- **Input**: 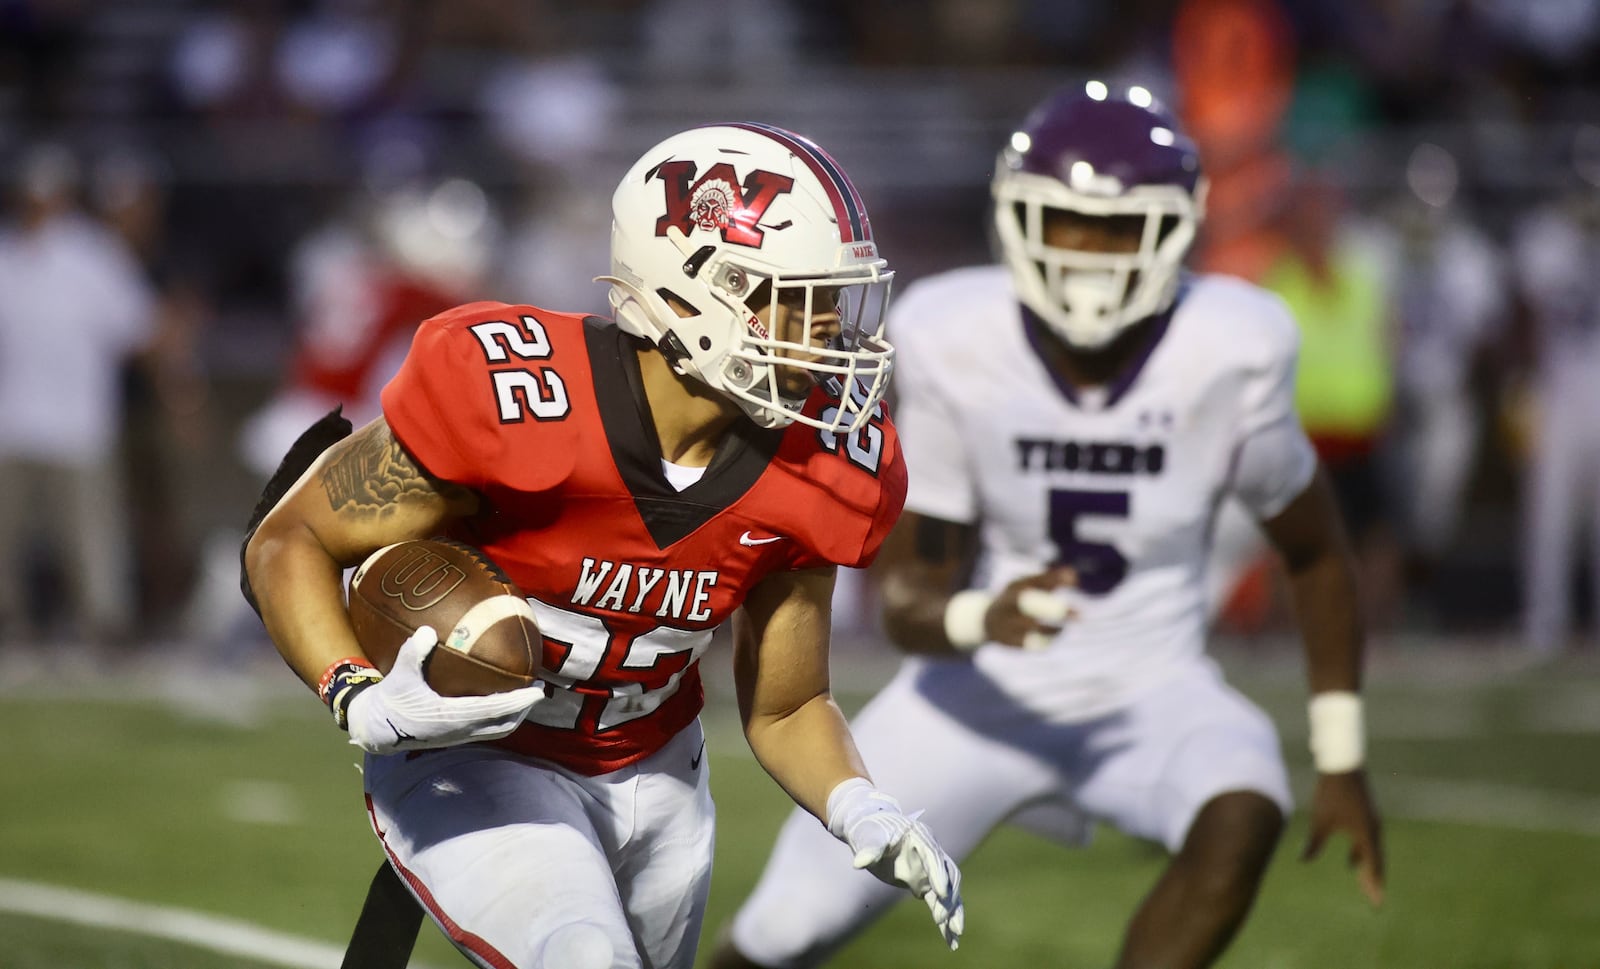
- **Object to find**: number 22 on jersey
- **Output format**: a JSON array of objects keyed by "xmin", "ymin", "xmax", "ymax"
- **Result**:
[{"xmin": 470, "ymin": 316, "xmax": 572, "ymax": 422}]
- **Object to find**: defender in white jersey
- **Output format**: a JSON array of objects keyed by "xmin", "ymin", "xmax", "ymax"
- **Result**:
[{"xmin": 712, "ymin": 85, "xmax": 1384, "ymax": 969}]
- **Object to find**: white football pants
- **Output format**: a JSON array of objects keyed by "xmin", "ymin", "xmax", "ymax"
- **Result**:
[
  {"xmin": 364, "ymin": 720, "xmax": 714, "ymax": 969},
  {"xmin": 729, "ymin": 656, "xmax": 1290, "ymax": 969}
]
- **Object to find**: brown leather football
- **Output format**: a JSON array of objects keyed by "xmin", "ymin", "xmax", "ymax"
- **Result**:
[{"xmin": 348, "ymin": 539, "xmax": 542, "ymax": 697}]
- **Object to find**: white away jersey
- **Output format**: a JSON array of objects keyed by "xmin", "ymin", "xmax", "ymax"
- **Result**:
[{"xmin": 890, "ymin": 266, "xmax": 1316, "ymax": 719}]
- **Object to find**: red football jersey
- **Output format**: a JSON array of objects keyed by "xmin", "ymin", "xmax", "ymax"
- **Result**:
[
  {"xmin": 381, "ymin": 301, "xmax": 906, "ymax": 774},
  {"xmin": 292, "ymin": 269, "xmax": 460, "ymax": 403}
]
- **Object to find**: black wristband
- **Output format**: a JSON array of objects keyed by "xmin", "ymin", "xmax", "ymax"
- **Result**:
[{"xmin": 320, "ymin": 661, "xmax": 384, "ymax": 731}]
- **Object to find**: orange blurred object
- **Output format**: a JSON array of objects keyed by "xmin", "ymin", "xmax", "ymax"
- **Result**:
[
  {"xmin": 1173, "ymin": 0, "xmax": 1295, "ymax": 160},
  {"xmin": 1173, "ymin": 0, "xmax": 1299, "ymax": 281}
]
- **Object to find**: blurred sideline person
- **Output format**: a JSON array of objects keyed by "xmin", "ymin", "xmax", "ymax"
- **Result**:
[
  {"xmin": 186, "ymin": 178, "xmax": 500, "ymax": 647},
  {"xmin": 0, "ymin": 142, "xmax": 156, "ymax": 645},
  {"xmin": 1260, "ymin": 172, "xmax": 1404, "ymax": 631},
  {"xmin": 92, "ymin": 149, "xmax": 216, "ymax": 638},
  {"xmin": 712, "ymin": 86, "xmax": 1383, "ymax": 969},
  {"xmin": 1511, "ymin": 182, "xmax": 1600, "ymax": 656},
  {"xmin": 1382, "ymin": 164, "xmax": 1507, "ymax": 615},
  {"xmin": 243, "ymin": 123, "xmax": 963, "ymax": 969},
  {"xmin": 238, "ymin": 177, "xmax": 502, "ymax": 478}
]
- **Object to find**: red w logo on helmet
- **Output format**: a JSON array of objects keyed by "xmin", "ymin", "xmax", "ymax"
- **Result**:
[{"xmin": 654, "ymin": 161, "xmax": 796, "ymax": 248}]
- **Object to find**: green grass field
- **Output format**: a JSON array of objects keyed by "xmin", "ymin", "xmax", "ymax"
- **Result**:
[{"xmin": 1, "ymin": 642, "xmax": 1597, "ymax": 969}]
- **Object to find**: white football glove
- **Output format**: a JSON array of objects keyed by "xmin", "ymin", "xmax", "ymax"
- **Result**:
[
  {"xmin": 345, "ymin": 625, "xmax": 546, "ymax": 755},
  {"xmin": 827, "ymin": 777, "xmax": 965, "ymax": 950}
]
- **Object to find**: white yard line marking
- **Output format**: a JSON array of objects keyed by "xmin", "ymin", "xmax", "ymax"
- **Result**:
[
  {"xmin": 1377, "ymin": 776, "xmax": 1600, "ymax": 837},
  {"xmin": 1279, "ymin": 769, "xmax": 1600, "ymax": 837},
  {"xmin": 0, "ymin": 878, "xmax": 445, "ymax": 968}
]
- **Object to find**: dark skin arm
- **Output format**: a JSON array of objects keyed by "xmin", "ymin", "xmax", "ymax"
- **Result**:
[
  {"xmin": 878, "ymin": 512, "xmax": 1074, "ymax": 655},
  {"xmin": 1259, "ymin": 466, "xmax": 1386, "ymax": 907}
]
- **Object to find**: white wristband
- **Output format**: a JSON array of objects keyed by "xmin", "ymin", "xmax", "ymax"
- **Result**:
[
  {"xmin": 1308, "ymin": 691, "xmax": 1365, "ymax": 773},
  {"xmin": 942, "ymin": 590, "xmax": 993, "ymax": 651}
]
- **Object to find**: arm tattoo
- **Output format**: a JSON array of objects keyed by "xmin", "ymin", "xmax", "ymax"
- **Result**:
[{"xmin": 320, "ymin": 425, "xmax": 455, "ymax": 519}]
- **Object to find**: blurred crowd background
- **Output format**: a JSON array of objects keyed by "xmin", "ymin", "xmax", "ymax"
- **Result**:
[{"xmin": 2, "ymin": 0, "xmax": 1599, "ymax": 661}]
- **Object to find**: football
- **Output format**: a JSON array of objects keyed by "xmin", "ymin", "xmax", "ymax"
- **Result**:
[{"xmin": 347, "ymin": 539, "xmax": 542, "ymax": 697}]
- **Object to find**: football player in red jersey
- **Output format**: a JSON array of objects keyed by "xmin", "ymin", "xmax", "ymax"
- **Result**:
[{"xmin": 243, "ymin": 124, "xmax": 963, "ymax": 969}]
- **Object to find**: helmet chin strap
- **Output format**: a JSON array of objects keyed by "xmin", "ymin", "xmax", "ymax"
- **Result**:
[{"xmin": 600, "ymin": 275, "xmax": 698, "ymax": 380}]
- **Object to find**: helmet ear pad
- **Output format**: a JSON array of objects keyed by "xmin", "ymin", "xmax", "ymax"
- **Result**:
[
  {"xmin": 608, "ymin": 223, "xmax": 792, "ymax": 427},
  {"xmin": 603, "ymin": 123, "xmax": 895, "ymax": 433},
  {"xmin": 634, "ymin": 277, "xmax": 792, "ymax": 427}
]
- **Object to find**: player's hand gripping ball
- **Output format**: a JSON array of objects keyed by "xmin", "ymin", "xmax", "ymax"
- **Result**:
[{"xmin": 348, "ymin": 539, "xmax": 542, "ymax": 696}]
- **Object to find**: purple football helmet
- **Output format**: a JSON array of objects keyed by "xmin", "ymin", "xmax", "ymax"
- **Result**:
[{"xmin": 992, "ymin": 83, "xmax": 1207, "ymax": 349}]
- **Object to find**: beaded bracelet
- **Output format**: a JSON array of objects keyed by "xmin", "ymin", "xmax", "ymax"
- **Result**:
[{"xmin": 317, "ymin": 657, "xmax": 384, "ymax": 731}]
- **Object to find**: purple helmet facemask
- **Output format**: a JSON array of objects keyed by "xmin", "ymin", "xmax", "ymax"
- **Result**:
[{"xmin": 992, "ymin": 85, "xmax": 1207, "ymax": 349}]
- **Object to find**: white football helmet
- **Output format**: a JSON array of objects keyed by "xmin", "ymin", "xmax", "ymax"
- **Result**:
[
  {"xmin": 370, "ymin": 177, "xmax": 502, "ymax": 293},
  {"xmin": 603, "ymin": 123, "xmax": 893, "ymax": 432},
  {"xmin": 992, "ymin": 84, "xmax": 1207, "ymax": 350}
]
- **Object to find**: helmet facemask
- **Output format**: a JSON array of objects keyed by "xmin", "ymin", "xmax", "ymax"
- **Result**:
[
  {"xmin": 993, "ymin": 169, "xmax": 1204, "ymax": 350},
  {"xmin": 694, "ymin": 244, "xmax": 893, "ymax": 433}
]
